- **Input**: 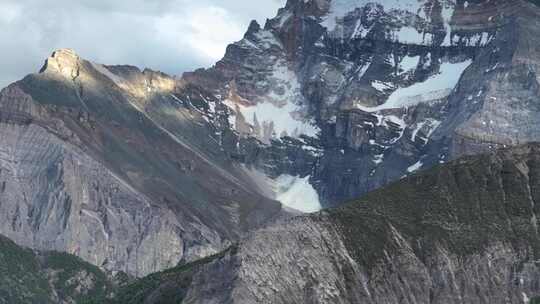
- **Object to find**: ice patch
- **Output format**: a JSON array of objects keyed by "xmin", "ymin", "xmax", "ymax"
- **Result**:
[{"xmin": 275, "ymin": 175, "xmax": 322, "ymax": 213}]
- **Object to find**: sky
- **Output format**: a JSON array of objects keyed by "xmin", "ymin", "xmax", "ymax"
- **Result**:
[{"xmin": 0, "ymin": 0, "xmax": 285, "ymax": 88}]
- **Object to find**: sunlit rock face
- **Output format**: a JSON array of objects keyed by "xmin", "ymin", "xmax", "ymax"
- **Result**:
[
  {"xmin": 0, "ymin": 49, "xmax": 285, "ymax": 277},
  {"xmin": 183, "ymin": 0, "xmax": 540, "ymax": 207}
]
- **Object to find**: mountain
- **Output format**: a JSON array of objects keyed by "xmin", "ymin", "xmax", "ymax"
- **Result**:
[
  {"xmin": 0, "ymin": 49, "xmax": 286, "ymax": 277},
  {"xmin": 140, "ymin": 143, "xmax": 540, "ymax": 304},
  {"xmin": 1, "ymin": 0, "xmax": 540, "ymax": 291},
  {"xmin": 5, "ymin": 143, "xmax": 540, "ymax": 303},
  {"xmin": 183, "ymin": 0, "xmax": 540, "ymax": 207}
]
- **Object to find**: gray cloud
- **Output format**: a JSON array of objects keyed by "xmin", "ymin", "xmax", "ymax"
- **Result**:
[{"xmin": 0, "ymin": 0, "xmax": 285, "ymax": 88}]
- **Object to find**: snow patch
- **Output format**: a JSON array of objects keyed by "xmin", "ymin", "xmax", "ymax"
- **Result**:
[
  {"xmin": 411, "ymin": 121, "xmax": 427, "ymax": 142},
  {"xmin": 373, "ymin": 154, "xmax": 384, "ymax": 165},
  {"xmin": 372, "ymin": 80, "xmax": 393, "ymax": 92},
  {"xmin": 407, "ymin": 161, "xmax": 423, "ymax": 173},
  {"xmin": 321, "ymin": 0, "xmax": 461, "ymax": 48},
  {"xmin": 399, "ymin": 55, "xmax": 420, "ymax": 73},
  {"xmin": 253, "ymin": 30, "xmax": 282, "ymax": 49},
  {"xmin": 411, "ymin": 119, "xmax": 441, "ymax": 143},
  {"xmin": 227, "ymin": 101, "xmax": 319, "ymax": 138},
  {"xmin": 392, "ymin": 26, "xmax": 431, "ymax": 45},
  {"xmin": 385, "ymin": 115, "xmax": 407, "ymax": 144},
  {"xmin": 225, "ymin": 60, "xmax": 320, "ymax": 139},
  {"xmin": 322, "ymin": 0, "xmax": 423, "ymax": 31},
  {"xmin": 522, "ymin": 292, "xmax": 529, "ymax": 304},
  {"xmin": 357, "ymin": 60, "xmax": 472, "ymax": 112},
  {"xmin": 275, "ymin": 175, "xmax": 322, "ymax": 213}
]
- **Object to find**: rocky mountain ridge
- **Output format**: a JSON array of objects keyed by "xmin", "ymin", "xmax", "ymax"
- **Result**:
[
  {"xmin": 0, "ymin": 48, "xmax": 286, "ymax": 277},
  {"xmin": 170, "ymin": 143, "xmax": 540, "ymax": 304},
  {"xmin": 183, "ymin": 0, "xmax": 540, "ymax": 207}
]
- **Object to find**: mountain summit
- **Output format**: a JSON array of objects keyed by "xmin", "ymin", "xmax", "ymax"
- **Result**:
[
  {"xmin": 184, "ymin": 0, "xmax": 540, "ymax": 207},
  {"xmin": 0, "ymin": 48, "xmax": 285, "ymax": 277}
]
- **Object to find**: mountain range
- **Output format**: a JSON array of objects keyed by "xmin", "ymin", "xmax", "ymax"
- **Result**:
[{"xmin": 1, "ymin": 0, "xmax": 540, "ymax": 303}]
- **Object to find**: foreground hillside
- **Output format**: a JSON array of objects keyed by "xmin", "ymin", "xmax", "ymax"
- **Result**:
[
  {"xmin": 138, "ymin": 143, "xmax": 540, "ymax": 304},
  {"xmin": 5, "ymin": 143, "xmax": 540, "ymax": 303}
]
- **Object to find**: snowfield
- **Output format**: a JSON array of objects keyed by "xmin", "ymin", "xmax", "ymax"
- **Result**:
[
  {"xmin": 357, "ymin": 59, "xmax": 472, "ymax": 112},
  {"xmin": 227, "ymin": 100, "xmax": 320, "ymax": 138}
]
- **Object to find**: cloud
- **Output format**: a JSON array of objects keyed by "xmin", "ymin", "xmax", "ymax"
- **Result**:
[{"xmin": 0, "ymin": 0, "xmax": 285, "ymax": 88}]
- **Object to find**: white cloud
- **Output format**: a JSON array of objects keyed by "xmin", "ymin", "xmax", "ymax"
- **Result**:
[
  {"xmin": 0, "ymin": 2, "xmax": 22, "ymax": 24},
  {"xmin": 0, "ymin": 0, "xmax": 285, "ymax": 88},
  {"xmin": 155, "ymin": 5, "xmax": 245, "ymax": 61}
]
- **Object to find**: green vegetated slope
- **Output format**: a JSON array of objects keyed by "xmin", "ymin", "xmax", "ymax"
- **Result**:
[
  {"xmin": 330, "ymin": 143, "xmax": 540, "ymax": 269},
  {"xmin": 0, "ymin": 235, "xmax": 50, "ymax": 303},
  {"xmin": 0, "ymin": 234, "xmax": 233, "ymax": 304},
  {"xmin": 0, "ymin": 235, "xmax": 117, "ymax": 304},
  {"xmin": 109, "ymin": 246, "xmax": 236, "ymax": 304}
]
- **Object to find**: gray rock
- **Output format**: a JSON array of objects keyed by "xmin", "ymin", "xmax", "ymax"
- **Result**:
[
  {"xmin": 183, "ymin": 0, "xmax": 540, "ymax": 208},
  {"xmin": 183, "ymin": 144, "xmax": 540, "ymax": 304},
  {"xmin": 0, "ymin": 49, "xmax": 285, "ymax": 277}
]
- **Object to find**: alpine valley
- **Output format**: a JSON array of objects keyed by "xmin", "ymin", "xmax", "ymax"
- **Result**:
[{"xmin": 1, "ymin": 0, "xmax": 540, "ymax": 303}]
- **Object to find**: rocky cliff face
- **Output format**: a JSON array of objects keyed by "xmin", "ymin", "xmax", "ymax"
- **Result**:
[
  {"xmin": 0, "ymin": 49, "xmax": 285, "ymax": 277},
  {"xmin": 175, "ymin": 144, "xmax": 540, "ymax": 304},
  {"xmin": 183, "ymin": 0, "xmax": 540, "ymax": 207}
]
